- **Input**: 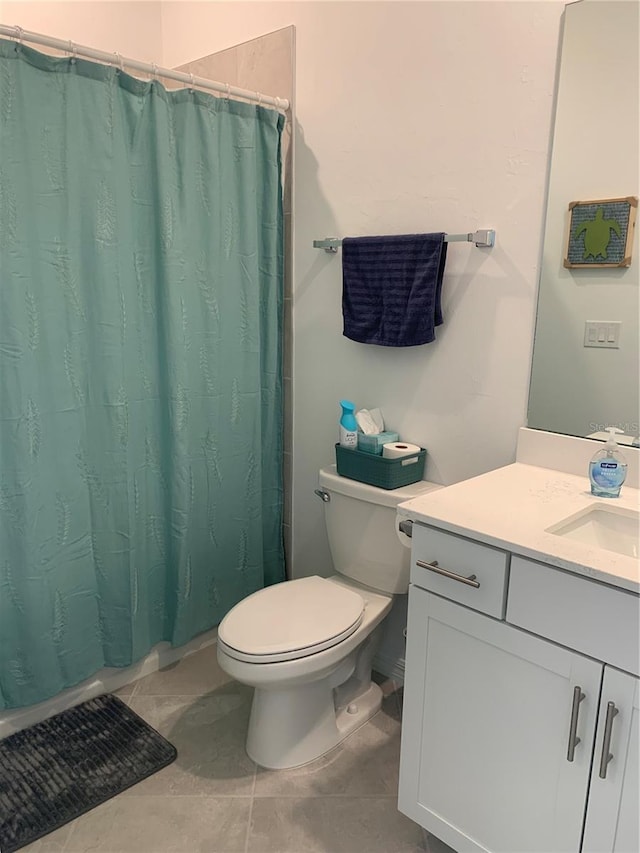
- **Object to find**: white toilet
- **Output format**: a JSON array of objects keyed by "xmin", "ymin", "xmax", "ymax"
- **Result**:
[{"xmin": 216, "ymin": 464, "xmax": 438, "ymax": 769}]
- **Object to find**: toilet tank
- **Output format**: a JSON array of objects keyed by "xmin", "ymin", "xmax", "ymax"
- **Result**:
[{"xmin": 318, "ymin": 465, "xmax": 440, "ymax": 594}]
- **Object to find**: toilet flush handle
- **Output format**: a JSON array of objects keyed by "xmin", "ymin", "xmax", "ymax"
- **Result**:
[
  {"xmin": 314, "ymin": 488, "xmax": 330, "ymax": 502},
  {"xmin": 398, "ymin": 519, "xmax": 413, "ymax": 538},
  {"xmin": 396, "ymin": 515, "xmax": 413, "ymax": 550}
]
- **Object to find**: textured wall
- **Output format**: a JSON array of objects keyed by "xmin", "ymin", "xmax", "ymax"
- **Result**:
[{"xmin": 1, "ymin": 1, "xmax": 163, "ymax": 62}]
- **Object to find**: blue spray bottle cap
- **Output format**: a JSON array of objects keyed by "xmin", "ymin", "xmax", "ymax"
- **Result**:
[{"xmin": 339, "ymin": 400, "xmax": 358, "ymax": 431}]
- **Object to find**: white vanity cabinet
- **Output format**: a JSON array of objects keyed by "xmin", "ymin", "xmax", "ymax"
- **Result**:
[
  {"xmin": 398, "ymin": 524, "xmax": 640, "ymax": 853},
  {"xmin": 581, "ymin": 667, "xmax": 639, "ymax": 853}
]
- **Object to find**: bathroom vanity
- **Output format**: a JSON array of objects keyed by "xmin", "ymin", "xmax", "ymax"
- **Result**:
[{"xmin": 396, "ymin": 449, "xmax": 639, "ymax": 853}]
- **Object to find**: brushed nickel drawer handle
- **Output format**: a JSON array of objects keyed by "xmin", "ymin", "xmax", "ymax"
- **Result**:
[
  {"xmin": 415, "ymin": 559, "xmax": 481, "ymax": 589},
  {"xmin": 566, "ymin": 686, "xmax": 585, "ymax": 762},
  {"xmin": 598, "ymin": 701, "xmax": 619, "ymax": 779}
]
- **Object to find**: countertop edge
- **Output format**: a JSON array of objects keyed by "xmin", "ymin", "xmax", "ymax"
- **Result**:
[
  {"xmin": 397, "ymin": 508, "xmax": 639, "ymax": 595},
  {"xmin": 397, "ymin": 463, "xmax": 640, "ymax": 596}
]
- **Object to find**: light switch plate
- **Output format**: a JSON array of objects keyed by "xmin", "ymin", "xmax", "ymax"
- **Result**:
[{"xmin": 584, "ymin": 321, "xmax": 621, "ymax": 348}]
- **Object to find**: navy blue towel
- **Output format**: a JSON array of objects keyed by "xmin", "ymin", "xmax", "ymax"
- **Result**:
[{"xmin": 342, "ymin": 233, "xmax": 447, "ymax": 346}]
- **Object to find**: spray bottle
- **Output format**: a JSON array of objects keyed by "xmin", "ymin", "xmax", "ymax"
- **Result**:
[{"xmin": 339, "ymin": 400, "xmax": 358, "ymax": 449}]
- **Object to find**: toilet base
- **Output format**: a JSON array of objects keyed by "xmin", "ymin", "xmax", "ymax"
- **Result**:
[
  {"xmin": 246, "ymin": 678, "xmax": 383, "ymax": 770},
  {"xmin": 335, "ymin": 681, "xmax": 384, "ymax": 740}
]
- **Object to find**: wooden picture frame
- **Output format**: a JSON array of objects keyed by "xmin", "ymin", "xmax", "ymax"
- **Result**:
[{"xmin": 564, "ymin": 196, "xmax": 637, "ymax": 269}]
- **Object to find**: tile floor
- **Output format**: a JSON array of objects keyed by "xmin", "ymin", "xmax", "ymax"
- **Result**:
[{"xmin": 21, "ymin": 646, "xmax": 453, "ymax": 853}]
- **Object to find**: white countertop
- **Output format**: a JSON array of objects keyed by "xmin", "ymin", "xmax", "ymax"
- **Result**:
[{"xmin": 398, "ymin": 462, "xmax": 640, "ymax": 594}]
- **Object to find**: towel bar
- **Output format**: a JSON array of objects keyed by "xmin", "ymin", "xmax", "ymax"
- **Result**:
[{"xmin": 313, "ymin": 229, "xmax": 495, "ymax": 253}]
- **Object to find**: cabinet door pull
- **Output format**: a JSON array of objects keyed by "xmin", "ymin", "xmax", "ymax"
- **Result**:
[
  {"xmin": 566, "ymin": 686, "xmax": 585, "ymax": 762},
  {"xmin": 415, "ymin": 559, "xmax": 481, "ymax": 589},
  {"xmin": 598, "ymin": 701, "xmax": 619, "ymax": 779}
]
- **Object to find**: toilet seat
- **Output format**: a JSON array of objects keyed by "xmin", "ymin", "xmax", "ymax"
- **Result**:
[{"xmin": 218, "ymin": 576, "xmax": 365, "ymax": 663}]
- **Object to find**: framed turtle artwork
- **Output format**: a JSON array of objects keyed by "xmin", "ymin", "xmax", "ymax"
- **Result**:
[{"xmin": 564, "ymin": 196, "xmax": 637, "ymax": 269}]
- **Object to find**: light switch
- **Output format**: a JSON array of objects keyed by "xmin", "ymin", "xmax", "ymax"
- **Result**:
[{"xmin": 584, "ymin": 321, "xmax": 621, "ymax": 348}]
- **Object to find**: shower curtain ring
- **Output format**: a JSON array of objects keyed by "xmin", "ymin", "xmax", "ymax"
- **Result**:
[
  {"xmin": 68, "ymin": 40, "xmax": 77, "ymax": 63},
  {"xmin": 14, "ymin": 25, "xmax": 23, "ymax": 45},
  {"xmin": 225, "ymin": 82, "xmax": 231, "ymax": 100},
  {"xmin": 189, "ymin": 72, "xmax": 195, "ymax": 93},
  {"xmin": 114, "ymin": 51, "xmax": 124, "ymax": 72},
  {"xmin": 151, "ymin": 62, "xmax": 158, "ymax": 82},
  {"xmin": 257, "ymin": 92, "xmax": 263, "ymax": 107}
]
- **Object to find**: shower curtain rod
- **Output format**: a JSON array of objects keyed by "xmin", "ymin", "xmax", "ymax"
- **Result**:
[{"xmin": 0, "ymin": 24, "xmax": 290, "ymax": 111}]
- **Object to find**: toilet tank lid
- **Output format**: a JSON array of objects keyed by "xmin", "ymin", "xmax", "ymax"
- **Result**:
[{"xmin": 319, "ymin": 465, "xmax": 441, "ymax": 508}]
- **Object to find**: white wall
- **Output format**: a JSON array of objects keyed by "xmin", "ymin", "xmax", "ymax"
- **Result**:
[
  {"xmin": 161, "ymin": 0, "xmax": 566, "ymax": 579},
  {"xmin": 0, "ymin": 1, "xmax": 163, "ymax": 61}
]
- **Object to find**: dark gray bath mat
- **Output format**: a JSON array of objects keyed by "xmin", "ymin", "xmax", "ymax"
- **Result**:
[{"xmin": 0, "ymin": 693, "xmax": 177, "ymax": 852}]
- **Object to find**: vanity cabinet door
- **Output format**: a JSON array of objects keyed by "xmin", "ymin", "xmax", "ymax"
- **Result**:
[
  {"xmin": 398, "ymin": 587, "xmax": 602, "ymax": 853},
  {"xmin": 582, "ymin": 668, "xmax": 639, "ymax": 853}
]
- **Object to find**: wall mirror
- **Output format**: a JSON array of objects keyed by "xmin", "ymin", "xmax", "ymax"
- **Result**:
[{"xmin": 527, "ymin": 0, "xmax": 639, "ymax": 444}]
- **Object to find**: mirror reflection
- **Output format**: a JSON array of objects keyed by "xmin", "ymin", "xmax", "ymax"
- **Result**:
[{"xmin": 528, "ymin": 0, "xmax": 639, "ymax": 444}]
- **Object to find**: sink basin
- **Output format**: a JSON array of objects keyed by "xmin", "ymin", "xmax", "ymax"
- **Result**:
[{"xmin": 547, "ymin": 505, "xmax": 639, "ymax": 558}]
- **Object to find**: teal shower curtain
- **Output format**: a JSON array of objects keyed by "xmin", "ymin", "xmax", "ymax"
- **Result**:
[{"xmin": 0, "ymin": 40, "xmax": 285, "ymax": 710}]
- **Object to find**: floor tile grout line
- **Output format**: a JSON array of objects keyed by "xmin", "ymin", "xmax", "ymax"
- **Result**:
[
  {"xmin": 116, "ymin": 792, "xmax": 400, "ymax": 799},
  {"xmin": 243, "ymin": 760, "xmax": 258, "ymax": 853},
  {"xmin": 250, "ymin": 793, "xmax": 401, "ymax": 799},
  {"xmin": 121, "ymin": 792, "xmax": 256, "ymax": 799},
  {"xmin": 60, "ymin": 676, "xmax": 141, "ymax": 851},
  {"xmin": 60, "ymin": 814, "xmax": 79, "ymax": 853},
  {"xmin": 127, "ymin": 690, "xmax": 232, "ymax": 698}
]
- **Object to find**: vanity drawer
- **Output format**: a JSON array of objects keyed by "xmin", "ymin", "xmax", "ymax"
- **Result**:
[
  {"xmin": 507, "ymin": 556, "xmax": 639, "ymax": 676},
  {"xmin": 410, "ymin": 524, "xmax": 509, "ymax": 618}
]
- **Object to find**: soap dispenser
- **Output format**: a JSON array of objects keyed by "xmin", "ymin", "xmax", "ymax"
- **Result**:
[{"xmin": 589, "ymin": 427, "xmax": 628, "ymax": 497}]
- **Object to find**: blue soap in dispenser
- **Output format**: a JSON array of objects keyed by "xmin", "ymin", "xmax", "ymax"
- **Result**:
[
  {"xmin": 589, "ymin": 427, "xmax": 628, "ymax": 497},
  {"xmin": 339, "ymin": 400, "xmax": 358, "ymax": 449}
]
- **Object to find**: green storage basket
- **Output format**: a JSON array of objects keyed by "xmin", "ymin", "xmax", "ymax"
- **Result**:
[{"xmin": 335, "ymin": 443, "xmax": 426, "ymax": 490}]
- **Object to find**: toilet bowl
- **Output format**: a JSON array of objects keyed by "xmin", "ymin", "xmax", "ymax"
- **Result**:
[{"xmin": 217, "ymin": 465, "xmax": 439, "ymax": 770}]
